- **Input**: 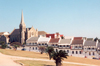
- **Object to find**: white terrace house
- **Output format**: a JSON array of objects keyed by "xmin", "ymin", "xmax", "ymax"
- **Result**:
[
  {"xmin": 26, "ymin": 37, "xmax": 39, "ymax": 52},
  {"xmin": 70, "ymin": 39, "xmax": 85, "ymax": 57},
  {"xmin": 37, "ymin": 36, "xmax": 51, "ymax": 48},
  {"xmin": 58, "ymin": 39, "xmax": 72, "ymax": 55},
  {"xmin": 83, "ymin": 40, "xmax": 99, "ymax": 59},
  {"xmin": 26, "ymin": 36, "xmax": 51, "ymax": 52},
  {"xmin": 97, "ymin": 42, "xmax": 100, "ymax": 59},
  {"xmin": 48, "ymin": 38, "xmax": 60, "ymax": 51}
]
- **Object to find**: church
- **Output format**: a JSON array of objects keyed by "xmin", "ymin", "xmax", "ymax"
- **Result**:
[{"xmin": 9, "ymin": 11, "xmax": 47, "ymax": 44}]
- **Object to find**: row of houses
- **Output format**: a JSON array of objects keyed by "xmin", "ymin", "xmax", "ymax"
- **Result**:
[{"xmin": 25, "ymin": 35, "xmax": 100, "ymax": 59}]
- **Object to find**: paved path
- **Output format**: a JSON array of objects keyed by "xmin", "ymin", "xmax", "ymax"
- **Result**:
[
  {"xmin": 0, "ymin": 53, "xmax": 21, "ymax": 66},
  {"xmin": 0, "ymin": 53, "xmax": 98, "ymax": 66}
]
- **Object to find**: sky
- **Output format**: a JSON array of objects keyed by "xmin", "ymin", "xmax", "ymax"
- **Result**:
[{"xmin": 0, "ymin": 0, "xmax": 100, "ymax": 38}]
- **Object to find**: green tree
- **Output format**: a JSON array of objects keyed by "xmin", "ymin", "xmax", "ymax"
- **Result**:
[
  {"xmin": 38, "ymin": 46, "xmax": 46, "ymax": 54},
  {"xmin": 46, "ymin": 46, "xmax": 54, "ymax": 60},
  {"xmin": 51, "ymin": 50, "xmax": 68, "ymax": 66},
  {"xmin": 13, "ymin": 45, "xmax": 19, "ymax": 51},
  {"xmin": 0, "ymin": 41, "xmax": 5, "ymax": 45},
  {"xmin": 1, "ymin": 44, "xmax": 7, "ymax": 49},
  {"xmin": 0, "ymin": 41, "xmax": 7, "ymax": 49}
]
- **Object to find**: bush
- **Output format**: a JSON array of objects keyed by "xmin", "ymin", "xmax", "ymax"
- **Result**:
[{"xmin": 1, "ymin": 44, "xmax": 7, "ymax": 49}]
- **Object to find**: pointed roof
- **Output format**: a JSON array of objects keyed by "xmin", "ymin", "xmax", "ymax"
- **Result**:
[{"xmin": 20, "ymin": 11, "xmax": 25, "ymax": 25}]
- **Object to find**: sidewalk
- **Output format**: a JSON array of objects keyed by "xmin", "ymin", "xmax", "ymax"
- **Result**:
[{"xmin": 0, "ymin": 53, "xmax": 21, "ymax": 66}]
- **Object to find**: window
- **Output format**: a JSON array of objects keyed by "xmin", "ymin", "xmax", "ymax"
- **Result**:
[
  {"xmin": 36, "ymin": 47, "xmax": 37, "ymax": 50},
  {"xmin": 45, "ymin": 43, "xmax": 47, "ymax": 45},
  {"xmin": 42, "ymin": 43, "xmax": 44, "ymax": 45},
  {"xmin": 67, "ymin": 45, "xmax": 69, "ymax": 47},
  {"xmin": 93, "ymin": 52, "xmax": 95, "ymax": 55},
  {"xmin": 72, "ymin": 51, "xmax": 74, "ymax": 54},
  {"xmin": 63, "ymin": 45, "xmax": 65, "ymax": 47},
  {"xmin": 56, "ymin": 44, "xmax": 57, "ymax": 46},
  {"xmin": 92, "ymin": 48, "xmax": 94, "ymax": 50},
  {"xmin": 35, "ymin": 43, "xmax": 37, "ymax": 44},
  {"xmin": 60, "ymin": 45, "xmax": 62, "ymax": 47},
  {"xmin": 80, "ymin": 51, "xmax": 81, "ymax": 54},
  {"xmin": 79, "ymin": 46, "xmax": 81, "ymax": 48},
  {"xmin": 75, "ymin": 46, "xmax": 78, "ymax": 48},
  {"xmin": 29, "ymin": 43, "xmax": 31, "ymax": 45},
  {"xmin": 76, "ymin": 51, "xmax": 78, "ymax": 54},
  {"xmin": 33, "ymin": 47, "xmax": 34, "ymax": 50},
  {"xmin": 39, "ymin": 44, "xmax": 41, "ymax": 46},
  {"xmin": 52, "ymin": 44, "xmax": 54, "ymax": 46},
  {"xmin": 67, "ymin": 50, "xmax": 69, "ymax": 53},
  {"xmin": 88, "ymin": 48, "xmax": 90, "ymax": 50},
  {"xmin": 89, "ymin": 52, "xmax": 91, "ymax": 55}
]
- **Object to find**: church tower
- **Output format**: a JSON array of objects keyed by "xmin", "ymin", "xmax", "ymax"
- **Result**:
[{"xmin": 19, "ymin": 11, "xmax": 26, "ymax": 44}]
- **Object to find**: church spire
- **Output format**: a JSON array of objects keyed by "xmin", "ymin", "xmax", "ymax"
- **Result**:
[{"xmin": 20, "ymin": 10, "xmax": 25, "ymax": 24}]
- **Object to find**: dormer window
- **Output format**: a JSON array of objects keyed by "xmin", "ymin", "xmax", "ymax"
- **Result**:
[
  {"xmin": 75, "ymin": 46, "xmax": 77, "ymax": 48},
  {"xmin": 39, "ymin": 44, "xmax": 41, "ymax": 46},
  {"xmin": 42, "ymin": 43, "xmax": 44, "ymax": 45},
  {"xmin": 60, "ymin": 45, "xmax": 62, "ymax": 47},
  {"xmin": 67, "ymin": 45, "xmax": 69, "ymax": 47},
  {"xmin": 79, "ymin": 46, "xmax": 81, "ymax": 48},
  {"xmin": 63, "ymin": 45, "xmax": 65, "ymax": 47},
  {"xmin": 92, "ymin": 48, "xmax": 94, "ymax": 50},
  {"xmin": 45, "ymin": 43, "xmax": 47, "ymax": 45},
  {"xmin": 56, "ymin": 44, "xmax": 57, "ymax": 46},
  {"xmin": 88, "ymin": 48, "xmax": 90, "ymax": 50},
  {"xmin": 52, "ymin": 44, "xmax": 54, "ymax": 46}
]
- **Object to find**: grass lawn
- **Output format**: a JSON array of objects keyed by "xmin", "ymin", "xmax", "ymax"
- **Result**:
[
  {"xmin": 0, "ymin": 49, "xmax": 100, "ymax": 66},
  {"xmin": 15, "ymin": 60, "xmax": 82, "ymax": 66}
]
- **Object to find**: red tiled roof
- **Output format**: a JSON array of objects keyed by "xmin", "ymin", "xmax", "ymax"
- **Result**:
[
  {"xmin": 74, "ymin": 37, "xmax": 82, "ymax": 40},
  {"xmin": 71, "ymin": 40, "xmax": 83, "ymax": 44},
  {"xmin": 49, "ymin": 38, "xmax": 60, "ymax": 43}
]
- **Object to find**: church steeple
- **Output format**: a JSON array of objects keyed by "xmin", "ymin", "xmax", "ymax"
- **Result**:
[
  {"xmin": 19, "ymin": 11, "xmax": 26, "ymax": 44},
  {"xmin": 20, "ymin": 10, "xmax": 25, "ymax": 25}
]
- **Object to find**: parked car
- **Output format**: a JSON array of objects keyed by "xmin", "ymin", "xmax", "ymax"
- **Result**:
[{"xmin": 21, "ymin": 48, "xmax": 26, "ymax": 51}]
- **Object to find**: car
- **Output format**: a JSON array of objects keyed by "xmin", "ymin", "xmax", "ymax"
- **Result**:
[{"xmin": 21, "ymin": 48, "xmax": 26, "ymax": 51}]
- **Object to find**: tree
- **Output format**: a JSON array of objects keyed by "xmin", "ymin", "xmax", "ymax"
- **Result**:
[
  {"xmin": 0, "ymin": 41, "xmax": 5, "ymax": 45},
  {"xmin": 38, "ymin": 46, "xmax": 46, "ymax": 54},
  {"xmin": 94, "ymin": 37, "xmax": 98, "ymax": 42},
  {"xmin": 46, "ymin": 46, "xmax": 54, "ymax": 60},
  {"xmin": 51, "ymin": 50, "xmax": 68, "ymax": 66},
  {"xmin": 13, "ymin": 45, "xmax": 19, "ymax": 51},
  {"xmin": 0, "ymin": 41, "xmax": 7, "ymax": 49},
  {"xmin": 1, "ymin": 44, "xmax": 7, "ymax": 49}
]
